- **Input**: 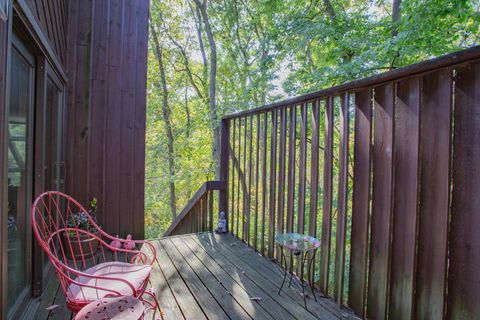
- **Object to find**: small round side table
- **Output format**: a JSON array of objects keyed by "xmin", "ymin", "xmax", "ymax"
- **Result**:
[
  {"xmin": 74, "ymin": 296, "xmax": 145, "ymax": 320},
  {"xmin": 275, "ymin": 233, "xmax": 320, "ymax": 309}
]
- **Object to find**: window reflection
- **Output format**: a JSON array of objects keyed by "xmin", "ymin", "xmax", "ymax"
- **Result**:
[{"xmin": 7, "ymin": 46, "xmax": 33, "ymax": 311}]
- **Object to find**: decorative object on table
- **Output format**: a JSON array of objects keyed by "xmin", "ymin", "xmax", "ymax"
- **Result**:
[
  {"xmin": 32, "ymin": 191, "xmax": 158, "ymax": 313},
  {"xmin": 275, "ymin": 233, "xmax": 320, "ymax": 309},
  {"xmin": 110, "ymin": 235, "xmax": 122, "ymax": 249},
  {"xmin": 124, "ymin": 234, "xmax": 136, "ymax": 250},
  {"xmin": 0, "ymin": 0, "xmax": 9, "ymax": 21},
  {"xmin": 215, "ymin": 211, "xmax": 227, "ymax": 233}
]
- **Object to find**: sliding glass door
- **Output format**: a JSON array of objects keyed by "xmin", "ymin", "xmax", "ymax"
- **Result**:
[{"xmin": 7, "ymin": 36, "xmax": 35, "ymax": 314}]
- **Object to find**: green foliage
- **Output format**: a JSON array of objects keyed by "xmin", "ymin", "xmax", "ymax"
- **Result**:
[{"xmin": 146, "ymin": 0, "xmax": 479, "ymax": 238}]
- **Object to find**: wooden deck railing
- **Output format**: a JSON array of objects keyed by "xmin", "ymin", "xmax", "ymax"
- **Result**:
[
  {"xmin": 219, "ymin": 46, "xmax": 480, "ymax": 319},
  {"xmin": 163, "ymin": 181, "xmax": 226, "ymax": 236}
]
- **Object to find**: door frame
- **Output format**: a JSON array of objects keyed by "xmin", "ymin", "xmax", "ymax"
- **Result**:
[
  {"xmin": 32, "ymin": 57, "xmax": 66, "ymax": 296},
  {"xmin": 5, "ymin": 31, "xmax": 36, "ymax": 320},
  {"xmin": 1, "ymin": 3, "xmax": 68, "ymax": 319}
]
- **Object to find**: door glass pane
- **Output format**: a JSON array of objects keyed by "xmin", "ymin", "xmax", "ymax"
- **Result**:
[
  {"xmin": 7, "ymin": 47, "xmax": 34, "ymax": 311},
  {"xmin": 43, "ymin": 77, "xmax": 63, "ymax": 269}
]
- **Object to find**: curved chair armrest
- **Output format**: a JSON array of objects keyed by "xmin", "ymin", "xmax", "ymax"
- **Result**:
[{"xmin": 102, "ymin": 236, "xmax": 157, "ymax": 265}]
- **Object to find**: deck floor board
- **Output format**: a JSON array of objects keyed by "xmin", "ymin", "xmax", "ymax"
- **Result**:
[{"xmin": 34, "ymin": 233, "xmax": 357, "ymax": 320}]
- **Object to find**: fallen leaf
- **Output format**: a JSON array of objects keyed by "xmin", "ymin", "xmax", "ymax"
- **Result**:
[{"xmin": 250, "ymin": 297, "xmax": 262, "ymax": 301}]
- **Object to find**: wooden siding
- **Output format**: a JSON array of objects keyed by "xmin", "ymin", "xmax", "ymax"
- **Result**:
[
  {"xmin": 24, "ymin": 0, "xmax": 68, "ymax": 66},
  {"xmin": 65, "ymin": 0, "xmax": 150, "ymax": 239}
]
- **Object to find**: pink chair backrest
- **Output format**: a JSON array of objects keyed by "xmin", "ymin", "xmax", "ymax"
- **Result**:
[{"xmin": 31, "ymin": 191, "xmax": 102, "ymax": 274}]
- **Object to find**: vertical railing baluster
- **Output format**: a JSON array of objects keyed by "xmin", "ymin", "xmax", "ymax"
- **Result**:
[
  {"xmin": 230, "ymin": 120, "xmax": 236, "ymax": 235},
  {"xmin": 219, "ymin": 119, "xmax": 230, "ymax": 231},
  {"xmin": 447, "ymin": 62, "xmax": 480, "ymax": 320},
  {"xmin": 236, "ymin": 118, "xmax": 242, "ymax": 238},
  {"xmin": 247, "ymin": 116, "xmax": 253, "ymax": 245},
  {"xmin": 416, "ymin": 69, "xmax": 452, "ymax": 320},
  {"xmin": 308, "ymin": 99, "xmax": 320, "ymax": 282},
  {"xmin": 334, "ymin": 93, "xmax": 350, "ymax": 305},
  {"xmin": 320, "ymin": 96, "xmax": 334, "ymax": 294},
  {"xmin": 203, "ymin": 194, "xmax": 208, "ymax": 232},
  {"xmin": 287, "ymin": 105, "xmax": 297, "ymax": 233},
  {"xmin": 268, "ymin": 110, "xmax": 277, "ymax": 258},
  {"xmin": 254, "ymin": 114, "xmax": 260, "ymax": 251},
  {"xmin": 261, "ymin": 113, "xmax": 268, "ymax": 255},
  {"xmin": 242, "ymin": 117, "xmax": 248, "ymax": 241},
  {"xmin": 367, "ymin": 84, "xmax": 395, "ymax": 320},
  {"xmin": 209, "ymin": 190, "xmax": 214, "ymax": 231},
  {"xmin": 389, "ymin": 77, "xmax": 421, "ymax": 320},
  {"xmin": 298, "ymin": 103, "xmax": 308, "ymax": 234},
  {"xmin": 277, "ymin": 108, "xmax": 287, "ymax": 262},
  {"xmin": 349, "ymin": 89, "xmax": 372, "ymax": 318}
]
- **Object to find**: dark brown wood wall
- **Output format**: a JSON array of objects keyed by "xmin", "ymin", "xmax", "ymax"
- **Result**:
[
  {"xmin": 25, "ymin": 0, "xmax": 68, "ymax": 66},
  {"xmin": 65, "ymin": 0, "xmax": 150, "ymax": 239}
]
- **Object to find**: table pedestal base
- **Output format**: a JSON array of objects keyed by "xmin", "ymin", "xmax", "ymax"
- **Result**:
[{"xmin": 277, "ymin": 246, "xmax": 318, "ymax": 309}]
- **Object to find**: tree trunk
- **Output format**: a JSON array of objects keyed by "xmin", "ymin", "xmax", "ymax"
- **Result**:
[
  {"xmin": 193, "ymin": 0, "xmax": 220, "ymax": 179},
  {"xmin": 392, "ymin": 0, "xmax": 402, "ymax": 36},
  {"xmin": 323, "ymin": 0, "xmax": 337, "ymax": 20},
  {"xmin": 151, "ymin": 24, "xmax": 177, "ymax": 219},
  {"xmin": 185, "ymin": 75, "xmax": 191, "ymax": 138},
  {"xmin": 390, "ymin": 0, "xmax": 402, "ymax": 68},
  {"xmin": 189, "ymin": 1, "xmax": 209, "ymax": 91}
]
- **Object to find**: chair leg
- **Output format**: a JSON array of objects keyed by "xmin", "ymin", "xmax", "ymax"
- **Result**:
[{"xmin": 141, "ymin": 290, "xmax": 160, "ymax": 319}]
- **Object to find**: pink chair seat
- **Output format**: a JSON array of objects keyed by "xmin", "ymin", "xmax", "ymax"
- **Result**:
[
  {"xmin": 67, "ymin": 262, "xmax": 152, "ymax": 302},
  {"xmin": 74, "ymin": 296, "xmax": 145, "ymax": 320}
]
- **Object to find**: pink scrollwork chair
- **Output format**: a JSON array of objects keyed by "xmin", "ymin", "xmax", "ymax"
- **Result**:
[{"xmin": 31, "ymin": 191, "xmax": 158, "ymax": 313}]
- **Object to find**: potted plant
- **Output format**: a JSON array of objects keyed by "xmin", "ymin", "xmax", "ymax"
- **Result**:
[{"xmin": 63, "ymin": 198, "xmax": 101, "ymax": 260}]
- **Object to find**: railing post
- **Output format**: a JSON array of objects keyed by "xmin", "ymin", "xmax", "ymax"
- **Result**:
[{"xmin": 219, "ymin": 118, "xmax": 230, "ymax": 231}]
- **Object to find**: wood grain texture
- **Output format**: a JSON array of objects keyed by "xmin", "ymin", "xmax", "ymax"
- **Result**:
[
  {"xmin": 277, "ymin": 108, "xmax": 287, "ymax": 237},
  {"xmin": 242, "ymin": 116, "xmax": 248, "ymax": 241},
  {"xmin": 367, "ymin": 84, "xmax": 395, "ymax": 320},
  {"xmin": 348, "ymin": 89, "xmax": 372, "ymax": 317},
  {"xmin": 308, "ymin": 100, "xmax": 320, "ymax": 237},
  {"xmin": 286, "ymin": 106, "xmax": 297, "ymax": 233},
  {"xmin": 254, "ymin": 114, "xmax": 260, "ymax": 250},
  {"xmin": 230, "ymin": 119, "xmax": 236, "ymax": 236},
  {"xmin": 447, "ymin": 62, "xmax": 480, "ymax": 320},
  {"xmin": 334, "ymin": 93, "xmax": 350, "ymax": 306},
  {"xmin": 389, "ymin": 77, "xmax": 420, "ymax": 320},
  {"xmin": 261, "ymin": 114, "xmax": 268, "ymax": 254},
  {"xmin": 319, "ymin": 96, "xmax": 334, "ymax": 294},
  {"xmin": 268, "ymin": 110, "xmax": 277, "ymax": 258},
  {"xmin": 415, "ymin": 69, "xmax": 452, "ymax": 320},
  {"xmin": 297, "ymin": 103, "xmax": 307, "ymax": 234},
  {"xmin": 65, "ymin": 0, "xmax": 150, "ymax": 238},
  {"xmin": 24, "ymin": 0, "xmax": 68, "ymax": 65}
]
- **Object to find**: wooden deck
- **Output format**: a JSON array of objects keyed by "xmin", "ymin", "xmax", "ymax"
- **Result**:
[{"xmin": 34, "ymin": 233, "xmax": 357, "ymax": 319}]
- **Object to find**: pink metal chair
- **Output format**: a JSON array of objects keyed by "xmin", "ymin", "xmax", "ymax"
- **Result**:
[{"xmin": 31, "ymin": 191, "xmax": 158, "ymax": 313}]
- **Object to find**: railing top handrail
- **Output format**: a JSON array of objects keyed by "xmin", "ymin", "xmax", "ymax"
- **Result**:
[
  {"xmin": 223, "ymin": 45, "xmax": 480, "ymax": 120},
  {"xmin": 163, "ymin": 180, "xmax": 226, "ymax": 237}
]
